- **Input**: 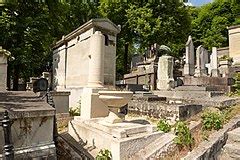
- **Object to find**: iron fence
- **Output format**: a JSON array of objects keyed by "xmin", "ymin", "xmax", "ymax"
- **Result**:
[{"xmin": 0, "ymin": 110, "xmax": 14, "ymax": 160}]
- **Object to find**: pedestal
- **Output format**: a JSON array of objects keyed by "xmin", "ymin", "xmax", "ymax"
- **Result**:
[
  {"xmin": 80, "ymin": 88, "xmax": 108, "ymax": 119},
  {"xmin": 211, "ymin": 69, "xmax": 220, "ymax": 77},
  {"xmin": 183, "ymin": 63, "xmax": 195, "ymax": 76}
]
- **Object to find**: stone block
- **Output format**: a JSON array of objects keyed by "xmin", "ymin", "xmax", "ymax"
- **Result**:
[
  {"xmin": 51, "ymin": 91, "xmax": 70, "ymax": 114},
  {"xmin": 68, "ymin": 117, "xmax": 163, "ymax": 160},
  {"xmin": 227, "ymin": 127, "xmax": 240, "ymax": 143},
  {"xmin": 80, "ymin": 88, "xmax": 109, "ymax": 119}
]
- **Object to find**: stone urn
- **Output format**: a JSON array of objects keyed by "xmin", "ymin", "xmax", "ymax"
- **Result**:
[{"xmin": 98, "ymin": 91, "xmax": 133, "ymax": 124}]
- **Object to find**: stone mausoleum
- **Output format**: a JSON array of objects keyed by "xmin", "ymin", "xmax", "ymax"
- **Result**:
[{"xmin": 52, "ymin": 18, "xmax": 120, "ymax": 107}]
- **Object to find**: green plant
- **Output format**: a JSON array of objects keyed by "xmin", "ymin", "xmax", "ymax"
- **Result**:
[
  {"xmin": 69, "ymin": 107, "xmax": 80, "ymax": 116},
  {"xmin": 96, "ymin": 149, "xmax": 112, "ymax": 160},
  {"xmin": 219, "ymin": 55, "xmax": 233, "ymax": 62},
  {"xmin": 157, "ymin": 119, "xmax": 171, "ymax": 133},
  {"xmin": 233, "ymin": 73, "xmax": 240, "ymax": 95},
  {"xmin": 174, "ymin": 121, "xmax": 194, "ymax": 150},
  {"xmin": 201, "ymin": 111, "xmax": 223, "ymax": 131}
]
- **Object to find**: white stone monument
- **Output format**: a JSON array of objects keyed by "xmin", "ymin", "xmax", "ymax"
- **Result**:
[
  {"xmin": 194, "ymin": 45, "xmax": 208, "ymax": 77},
  {"xmin": 228, "ymin": 25, "xmax": 240, "ymax": 65},
  {"xmin": 80, "ymin": 31, "xmax": 109, "ymax": 119},
  {"xmin": 210, "ymin": 47, "xmax": 220, "ymax": 77},
  {"xmin": 157, "ymin": 55, "xmax": 174, "ymax": 90},
  {"xmin": 0, "ymin": 47, "xmax": 11, "ymax": 91},
  {"xmin": 52, "ymin": 18, "xmax": 121, "ymax": 107},
  {"xmin": 184, "ymin": 35, "xmax": 195, "ymax": 76}
]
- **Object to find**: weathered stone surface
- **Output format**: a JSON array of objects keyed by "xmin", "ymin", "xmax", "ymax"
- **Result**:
[
  {"xmin": 80, "ymin": 88, "xmax": 109, "ymax": 119},
  {"xmin": 52, "ymin": 18, "xmax": 120, "ymax": 107},
  {"xmin": 0, "ymin": 91, "xmax": 56, "ymax": 159},
  {"xmin": 68, "ymin": 117, "xmax": 163, "ymax": 160},
  {"xmin": 184, "ymin": 36, "xmax": 195, "ymax": 76},
  {"xmin": 157, "ymin": 55, "xmax": 174, "ymax": 90},
  {"xmin": 195, "ymin": 45, "xmax": 209, "ymax": 77},
  {"xmin": 51, "ymin": 91, "xmax": 70, "ymax": 114},
  {"xmin": 226, "ymin": 127, "xmax": 240, "ymax": 143},
  {"xmin": 128, "ymin": 95, "xmax": 202, "ymax": 122},
  {"xmin": 228, "ymin": 25, "xmax": 240, "ymax": 65},
  {"xmin": 0, "ymin": 47, "xmax": 10, "ymax": 91},
  {"xmin": 183, "ymin": 116, "xmax": 240, "ymax": 160}
]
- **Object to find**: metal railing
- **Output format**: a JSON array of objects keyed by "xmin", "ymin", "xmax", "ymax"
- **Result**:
[{"xmin": 0, "ymin": 110, "xmax": 14, "ymax": 160}]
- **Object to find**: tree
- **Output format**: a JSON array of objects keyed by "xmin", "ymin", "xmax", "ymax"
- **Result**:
[
  {"xmin": 126, "ymin": 1, "xmax": 191, "ymax": 57},
  {"xmin": 190, "ymin": 0, "xmax": 240, "ymax": 50},
  {"xmin": 0, "ymin": 1, "xmax": 99, "ymax": 90}
]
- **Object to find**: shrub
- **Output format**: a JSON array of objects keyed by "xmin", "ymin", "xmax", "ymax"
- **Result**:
[
  {"xmin": 201, "ymin": 111, "xmax": 223, "ymax": 131},
  {"xmin": 96, "ymin": 149, "xmax": 112, "ymax": 160},
  {"xmin": 233, "ymin": 73, "xmax": 240, "ymax": 95},
  {"xmin": 157, "ymin": 119, "xmax": 171, "ymax": 133},
  {"xmin": 69, "ymin": 107, "xmax": 80, "ymax": 116},
  {"xmin": 219, "ymin": 55, "xmax": 233, "ymax": 62},
  {"xmin": 174, "ymin": 121, "xmax": 194, "ymax": 150}
]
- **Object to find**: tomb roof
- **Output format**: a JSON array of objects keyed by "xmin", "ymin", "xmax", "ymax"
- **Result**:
[{"xmin": 52, "ymin": 18, "xmax": 121, "ymax": 49}]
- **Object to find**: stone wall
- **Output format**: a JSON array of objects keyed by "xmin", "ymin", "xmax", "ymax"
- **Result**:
[
  {"xmin": 183, "ymin": 76, "xmax": 233, "ymax": 92},
  {"xmin": 128, "ymin": 96, "xmax": 202, "ymax": 122},
  {"xmin": 124, "ymin": 66, "xmax": 157, "ymax": 90},
  {"xmin": 0, "ymin": 91, "xmax": 56, "ymax": 159},
  {"xmin": 228, "ymin": 25, "xmax": 240, "ymax": 64},
  {"xmin": 217, "ymin": 47, "xmax": 229, "ymax": 58},
  {"xmin": 183, "ymin": 116, "xmax": 240, "ymax": 160}
]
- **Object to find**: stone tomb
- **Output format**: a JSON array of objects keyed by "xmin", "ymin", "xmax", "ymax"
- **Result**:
[
  {"xmin": 0, "ymin": 47, "xmax": 11, "ymax": 91},
  {"xmin": 52, "ymin": 18, "xmax": 120, "ymax": 107},
  {"xmin": 157, "ymin": 55, "xmax": 175, "ymax": 90},
  {"xmin": 184, "ymin": 35, "xmax": 195, "ymax": 76},
  {"xmin": 69, "ymin": 90, "xmax": 163, "ymax": 159},
  {"xmin": 0, "ymin": 91, "xmax": 56, "ymax": 159}
]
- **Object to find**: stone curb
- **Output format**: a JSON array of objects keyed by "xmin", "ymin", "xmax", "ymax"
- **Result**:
[{"xmin": 182, "ymin": 116, "xmax": 240, "ymax": 160}]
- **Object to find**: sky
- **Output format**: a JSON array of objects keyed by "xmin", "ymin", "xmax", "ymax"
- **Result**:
[{"xmin": 188, "ymin": 0, "xmax": 213, "ymax": 6}]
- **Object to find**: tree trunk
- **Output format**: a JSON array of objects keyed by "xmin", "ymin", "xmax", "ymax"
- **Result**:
[
  {"xmin": 124, "ymin": 42, "xmax": 129, "ymax": 74},
  {"xmin": 13, "ymin": 66, "xmax": 19, "ymax": 91}
]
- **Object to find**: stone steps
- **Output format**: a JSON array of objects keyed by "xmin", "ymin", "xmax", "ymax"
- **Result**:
[
  {"xmin": 221, "ymin": 142, "xmax": 240, "ymax": 159},
  {"xmin": 59, "ymin": 132, "xmax": 96, "ymax": 159},
  {"xmin": 131, "ymin": 133, "xmax": 176, "ymax": 160},
  {"xmin": 220, "ymin": 127, "xmax": 240, "ymax": 160},
  {"xmin": 227, "ymin": 127, "xmax": 240, "ymax": 143},
  {"xmin": 153, "ymin": 90, "xmax": 224, "ymax": 100}
]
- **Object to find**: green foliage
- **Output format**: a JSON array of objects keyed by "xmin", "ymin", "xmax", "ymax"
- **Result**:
[
  {"xmin": 126, "ymin": 2, "xmax": 191, "ymax": 55},
  {"xmin": 174, "ymin": 121, "xmax": 194, "ymax": 150},
  {"xmin": 233, "ymin": 73, "xmax": 240, "ymax": 95},
  {"xmin": 69, "ymin": 107, "xmax": 80, "ymax": 117},
  {"xmin": 96, "ymin": 149, "xmax": 112, "ymax": 160},
  {"xmin": 201, "ymin": 111, "xmax": 223, "ymax": 131},
  {"xmin": 219, "ymin": 55, "xmax": 233, "ymax": 62},
  {"xmin": 191, "ymin": 1, "xmax": 240, "ymax": 49},
  {"xmin": 157, "ymin": 119, "xmax": 171, "ymax": 133}
]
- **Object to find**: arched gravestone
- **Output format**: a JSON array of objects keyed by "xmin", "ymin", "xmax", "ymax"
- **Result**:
[{"xmin": 33, "ymin": 78, "xmax": 48, "ymax": 93}]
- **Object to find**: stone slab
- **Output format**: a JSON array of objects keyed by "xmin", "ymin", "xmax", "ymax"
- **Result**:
[
  {"xmin": 227, "ymin": 127, "xmax": 240, "ymax": 143},
  {"xmin": 182, "ymin": 116, "xmax": 240, "ymax": 160},
  {"xmin": 68, "ymin": 117, "xmax": 163, "ymax": 160},
  {"xmin": 0, "ymin": 91, "xmax": 55, "ymax": 118}
]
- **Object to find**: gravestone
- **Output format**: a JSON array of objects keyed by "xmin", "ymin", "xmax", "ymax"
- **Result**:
[
  {"xmin": 157, "ymin": 55, "xmax": 174, "ymax": 90},
  {"xmin": 0, "ymin": 47, "xmax": 10, "ymax": 91},
  {"xmin": 131, "ymin": 54, "xmax": 143, "ymax": 70},
  {"xmin": 194, "ymin": 45, "xmax": 208, "ymax": 77},
  {"xmin": 184, "ymin": 36, "xmax": 195, "ymax": 76},
  {"xmin": 211, "ymin": 47, "xmax": 220, "ymax": 77}
]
